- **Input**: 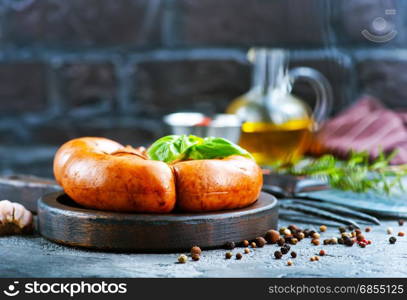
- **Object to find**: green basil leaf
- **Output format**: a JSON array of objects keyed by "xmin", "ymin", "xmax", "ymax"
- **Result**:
[
  {"xmin": 147, "ymin": 135, "xmax": 253, "ymax": 163},
  {"xmin": 147, "ymin": 135, "xmax": 202, "ymax": 163},
  {"xmin": 187, "ymin": 137, "xmax": 253, "ymax": 160}
]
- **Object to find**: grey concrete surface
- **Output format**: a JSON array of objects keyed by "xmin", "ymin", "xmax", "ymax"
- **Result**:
[{"xmin": 0, "ymin": 220, "xmax": 406, "ymax": 278}]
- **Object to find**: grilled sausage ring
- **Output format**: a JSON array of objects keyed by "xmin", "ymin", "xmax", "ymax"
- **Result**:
[{"xmin": 53, "ymin": 137, "xmax": 262, "ymax": 213}]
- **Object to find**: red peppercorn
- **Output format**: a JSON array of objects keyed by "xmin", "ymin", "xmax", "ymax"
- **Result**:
[{"xmin": 359, "ymin": 242, "xmax": 366, "ymax": 248}]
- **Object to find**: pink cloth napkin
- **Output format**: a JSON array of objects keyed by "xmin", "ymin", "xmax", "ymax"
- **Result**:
[{"xmin": 316, "ymin": 95, "xmax": 407, "ymax": 165}]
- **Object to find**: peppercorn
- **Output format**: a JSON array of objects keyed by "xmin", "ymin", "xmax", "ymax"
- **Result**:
[
  {"xmin": 242, "ymin": 240, "xmax": 249, "ymax": 247},
  {"xmin": 398, "ymin": 219, "xmax": 405, "ymax": 226},
  {"xmin": 274, "ymin": 251, "xmax": 283, "ymax": 259},
  {"xmin": 251, "ymin": 242, "xmax": 257, "ymax": 248},
  {"xmin": 303, "ymin": 229, "xmax": 311, "ymax": 237},
  {"xmin": 290, "ymin": 238, "xmax": 298, "ymax": 245},
  {"xmin": 398, "ymin": 232, "xmax": 405, "ymax": 237},
  {"xmin": 341, "ymin": 232, "xmax": 350, "ymax": 238},
  {"xmin": 283, "ymin": 244, "xmax": 291, "ymax": 250},
  {"xmin": 365, "ymin": 227, "xmax": 371, "ymax": 233},
  {"xmin": 192, "ymin": 253, "xmax": 200, "ymax": 261},
  {"xmin": 225, "ymin": 252, "xmax": 233, "ymax": 259},
  {"xmin": 265, "ymin": 229, "xmax": 280, "ymax": 244},
  {"xmin": 339, "ymin": 227, "xmax": 346, "ymax": 233},
  {"xmin": 344, "ymin": 237, "xmax": 354, "ymax": 247},
  {"xmin": 244, "ymin": 248, "xmax": 250, "ymax": 254},
  {"xmin": 224, "ymin": 241, "xmax": 235, "ymax": 250},
  {"xmin": 323, "ymin": 239, "xmax": 330, "ymax": 245},
  {"xmin": 284, "ymin": 236, "xmax": 293, "ymax": 244},
  {"xmin": 295, "ymin": 232, "xmax": 305, "ymax": 240},
  {"xmin": 312, "ymin": 232, "xmax": 320, "ymax": 239},
  {"xmin": 279, "ymin": 227, "xmax": 287, "ymax": 235},
  {"xmin": 338, "ymin": 238, "xmax": 344, "ymax": 244},
  {"xmin": 309, "ymin": 230, "xmax": 317, "ymax": 237},
  {"xmin": 277, "ymin": 238, "xmax": 285, "ymax": 246},
  {"xmin": 290, "ymin": 251, "xmax": 297, "ymax": 258},
  {"xmin": 358, "ymin": 242, "xmax": 366, "ymax": 248},
  {"xmin": 356, "ymin": 234, "xmax": 365, "ymax": 242},
  {"xmin": 348, "ymin": 225, "xmax": 355, "ymax": 231},
  {"xmin": 319, "ymin": 249, "xmax": 326, "ymax": 256},
  {"xmin": 311, "ymin": 238, "xmax": 320, "ymax": 246},
  {"xmin": 320, "ymin": 225, "xmax": 327, "ymax": 232},
  {"xmin": 281, "ymin": 247, "xmax": 289, "ymax": 255},
  {"xmin": 283, "ymin": 229, "xmax": 292, "ymax": 236},
  {"xmin": 235, "ymin": 253, "xmax": 243, "ymax": 260},
  {"xmin": 178, "ymin": 254, "xmax": 188, "ymax": 263},
  {"xmin": 355, "ymin": 228, "xmax": 362, "ymax": 235},
  {"xmin": 387, "ymin": 227, "xmax": 393, "ymax": 235},
  {"xmin": 287, "ymin": 260, "xmax": 293, "ymax": 266},
  {"xmin": 288, "ymin": 224, "xmax": 299, "ymax": 232},
  {"xmin": 330, "ymin": 237, "xmax": 338, "ymax": 244},
  {"xmin": 389, "ymin": 236, "xmax": 397, "ymax": 244},
  {"xmin": 191, "ymin": 246, "xmax": 202, "ymax": 256},
  {"xmin": 351, "ymin": 231, "xmax": 356, "ymax": 237},
  {"xmin": 255, "ymin": 237, "xmax": 267, "ymax": 247}
]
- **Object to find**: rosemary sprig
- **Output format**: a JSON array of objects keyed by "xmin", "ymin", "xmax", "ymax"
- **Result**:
[{"xmin": 284, "ymin": 150, "xmax": 407, "ymax": 195}]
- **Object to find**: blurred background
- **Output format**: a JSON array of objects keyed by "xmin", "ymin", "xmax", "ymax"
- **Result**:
[{"xmin": 0, "ymin": 0, "xmax": 406, "ymax": 178}]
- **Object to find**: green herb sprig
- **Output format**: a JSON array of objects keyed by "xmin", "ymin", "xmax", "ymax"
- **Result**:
[
  {"xmin": 285, "ymin": 150, "xmax": 407, "ymax": 195},
  {"xmin": 147, "ymin": 135, "xmax": 253, "ymax": 163}
]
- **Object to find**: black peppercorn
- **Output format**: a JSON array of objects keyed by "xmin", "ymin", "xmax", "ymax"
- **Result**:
[
  {"xmin": 303, "ymin": 229, "xmax": 311, "ymax": 237},
  {"xmin": 344, "ymin": 237, "xmax": 354, "ymax": 247},
  {"xmin": 236, "ymin": 253, "xmax": 243, "ymax": 260},
  {"xmin": 224, "ymin": 241, "xmax": 235, "ymax": 250},
  {"xmin": 277, "ymin": 238, "xmax": 285, "ymax": 246},
  {"xmin": 399, "ymin": 219, "xmax": 405, "ymax": 226},
  {"xmin": 389, "ymin": 236, "xmax": 397, "ymax": 244},
  {"xmin": 309, "ymin": 230, "xmax": 316, "ymax": 237},
  {"xmin": 290, "ymin": 251, "xmax": 297, "ymax": 258},
  {"xmin": 281, "ymin": 247, "xmax": 289, "ymax": 255},
  {"xmin": 323, "ymin": 239, "xmax": 330, "ymax": 245},
  {"xmin": 348, "ymin": 225, "xmax": 355, "ymax": 231},
  {"xmin": 282, "ymin": 244, "xmax": 291, "ymax": 251},
  {"xmin": 339, "ymin": 226, "xmax": 346, "ymax": 233},
  {"xmin": 284, "ymin": 236, "xmax": 293, "ymax": 244},
  {"xmin": 274, "ymin": 251, "xmax": 283, "ymax": 259},
  {"xmin": 338, "ymin": 238, "xmax": 344, "ymax": 244}
]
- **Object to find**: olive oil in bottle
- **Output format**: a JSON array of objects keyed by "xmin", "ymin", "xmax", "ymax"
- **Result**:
[{"xmin": 228, "ymin": 49, "xmax": 317, "ymax": 166}]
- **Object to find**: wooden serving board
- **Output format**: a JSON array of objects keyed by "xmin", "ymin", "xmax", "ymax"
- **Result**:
[{"xmin": 37, "ymin": 192, "xmax": 278, "ymax": 252}]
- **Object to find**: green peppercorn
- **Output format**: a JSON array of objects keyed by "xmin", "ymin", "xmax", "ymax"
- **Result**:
[{"xmin": 178, "ymin": 254, "xmax": 188, "ymax": 263}]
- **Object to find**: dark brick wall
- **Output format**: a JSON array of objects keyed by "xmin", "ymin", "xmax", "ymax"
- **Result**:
[{"xmin": 0, "ymin": 0, "xmax": 406, "ymax": 177}]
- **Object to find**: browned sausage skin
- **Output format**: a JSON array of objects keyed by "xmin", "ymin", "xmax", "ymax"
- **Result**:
[
  {"xmin": 54, "ymin": 137, "xmax": 176, "ymax": 213},
  {"xmin": 173, "ymin": 155, "xmax": 263, "ymax": 212},
  {"xmin": 54, "ymin": 137, "xmax": 262, "ymax": 213}
]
